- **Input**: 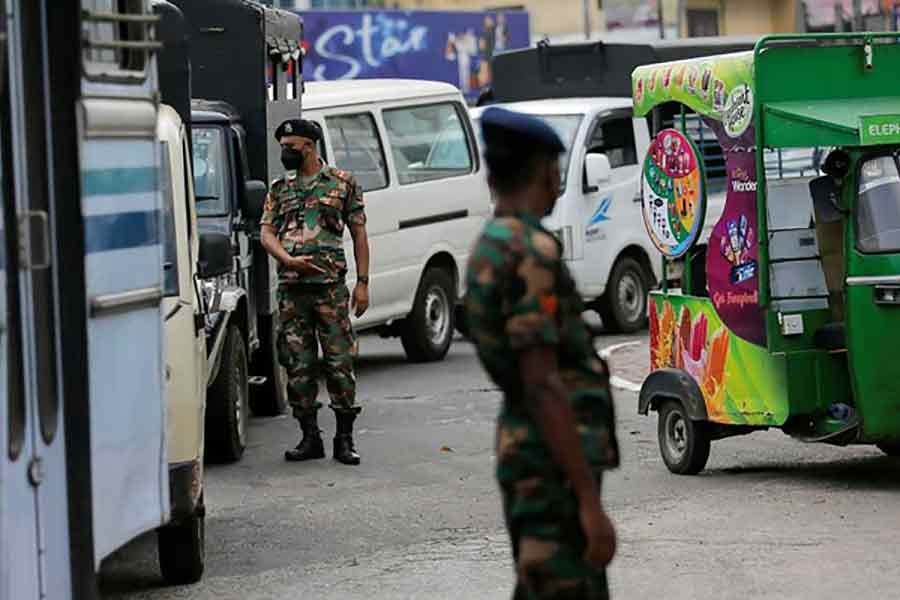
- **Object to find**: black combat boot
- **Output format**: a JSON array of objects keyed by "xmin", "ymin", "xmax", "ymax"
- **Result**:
[
  {"xmin": 285, "ymin": 413, "xmax": 325, "ymax": 462},
  {"xmin": 333, "ymin": 412, "xmax": 361, "ymax": 465}
]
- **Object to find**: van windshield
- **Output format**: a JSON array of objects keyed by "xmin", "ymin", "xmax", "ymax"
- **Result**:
[
  {"xmin": 857, "ymin": 154, "xmax": 900, "ymax": 253},
  {"xmin": 472, "ymin": 113, "xmax": 582, "ymax": 193},
  {"xmin": 192, "ymin": 126, "xmax": 231, "ymax": 217}
]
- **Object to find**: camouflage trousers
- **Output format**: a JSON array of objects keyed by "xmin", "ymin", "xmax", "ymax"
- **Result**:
[
  {"xmin": 277, "ymin": 283, "xmax": 360, "ymax": 418},
  {"xmin": 501, "ymin": 474, "xmax": 609, "ymax": 600}
]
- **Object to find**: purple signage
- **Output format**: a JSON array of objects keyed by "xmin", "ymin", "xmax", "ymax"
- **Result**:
[
  {"xmin": 298, "ymin": 10, "xmax": 531, "ymax": 102},
  {"xmin": 703, "ymin": 119, "xmax": 766, "ymax": 347}
]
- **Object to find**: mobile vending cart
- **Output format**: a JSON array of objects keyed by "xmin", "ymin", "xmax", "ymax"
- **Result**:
[{"xmin": 632, "ymin": 33, "xmax": 900, "ymax": 474}]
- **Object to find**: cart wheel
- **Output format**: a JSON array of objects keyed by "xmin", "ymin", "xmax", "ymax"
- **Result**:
[
  {"xmin": 877, "ymin": 442, "xmax": 900, "ymax": 457},
  {"xmin": 658, "ymin": 400, "xmax": 710, "ymax": 475}
]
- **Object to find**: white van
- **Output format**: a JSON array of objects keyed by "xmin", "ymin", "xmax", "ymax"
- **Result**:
[
  {"xmin": 301, "ymin": 79, "xmax": 493, "ymax": 361},
  {"xmin": 470, "ymin": 98, "xmax": 665, "ymax": 332}
]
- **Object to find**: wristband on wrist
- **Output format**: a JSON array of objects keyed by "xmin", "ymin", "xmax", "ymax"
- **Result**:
[{"xmin": 357, "ymin": 276, "xmax": 369, "ymax": 284}]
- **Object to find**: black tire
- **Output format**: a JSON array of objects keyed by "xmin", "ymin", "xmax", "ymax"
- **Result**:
[
  {"xmin": 598, "ymin": 256, "xmax": 649, "ymax": 334},
  {"xmin": 205, "ymin": 325, "xmax": 249, "ymax": 463},
  {"xmin": 877, "ymin": 442, "xmax": 900, "ymax": 457},
  {"xmin": 454, "ymin": 305, "xmax": 470, "ymax": 339},
  {"xmin": 401, "ymin": 268, "xmax": 455, "ymax": 363},
  {"xmin": 657, "ymin": 400, "xmax": 711, "ymax": 475},
  {"xmin": 157, "ymin": 507, "xmax": 205, "ymax": 585},
  {"xmin": 249, "ymin": 314, "xmax": 288, "ymax": 417}
]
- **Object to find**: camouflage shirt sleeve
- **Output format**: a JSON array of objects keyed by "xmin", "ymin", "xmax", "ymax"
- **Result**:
[
  {"xmin": 343, "ymin": 175, "xmax": 366, "ymax": 227},
  {"xmin": 504, "ymin": 228, "xmax": 562, "ymax": 351},
  {"xmin": 260, "ymin": 179, "xmax": 282, "ymax": 227}
]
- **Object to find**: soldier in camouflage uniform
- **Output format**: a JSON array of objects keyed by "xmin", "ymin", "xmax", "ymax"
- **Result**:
[
  {"xmin": 260, "ymin": 119, "xmax": 370, "ymax": 465},
  {"xmin": 464, "ymin": 108, "xmax": 619, "ymax": 599}
]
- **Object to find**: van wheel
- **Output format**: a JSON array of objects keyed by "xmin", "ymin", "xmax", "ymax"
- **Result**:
[
  {"xmin": 877, "ymin": 443, "xmax": 900, "ymax": 457},
  {"xmin": 157, "ymin": 503, "xmax": 205, "ymax": 585},
  {"xmin": 250, "ymin": 314, "xmax": 288, "ymax": 417},
  {"xmin": 454, "ymin": 305, "xmax": 470, "ymax": 339},
  {"xmin": 599, "ymin": 256, "xmax": 648, "ymax": 334},
  {"xmin": 658, "ymin": 400, "xmax": 710, "ymax": 475},
  {"xmin": 205, "ymin": 325, "xmax": 248, "ymax": 463},
  {"xmin": 401, "ymin": 268, "xmax": 455, "ymax": 363}
]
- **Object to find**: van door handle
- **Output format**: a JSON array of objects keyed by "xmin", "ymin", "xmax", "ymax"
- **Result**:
[{"xmin": 633, "ymin": 193, "xmax": 642, "ymax": 203}]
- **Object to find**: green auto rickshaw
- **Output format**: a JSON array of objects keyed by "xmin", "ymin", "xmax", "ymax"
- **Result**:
[{"xmin": 632, "ymin": 33, "xmax": 900, "ymax": 474}]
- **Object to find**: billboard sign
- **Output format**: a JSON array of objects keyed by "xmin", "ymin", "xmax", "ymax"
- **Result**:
[{"xmin": 298, "ymin": 10, "xmax": 530, "ymax": 102}]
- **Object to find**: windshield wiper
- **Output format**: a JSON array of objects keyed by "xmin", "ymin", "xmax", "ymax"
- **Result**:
[{"xmin": 195, "ymin": 195, "xmax": 220, "ymax": 201}]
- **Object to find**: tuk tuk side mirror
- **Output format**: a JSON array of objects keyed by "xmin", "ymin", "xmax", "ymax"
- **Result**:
[
  {"xmin": 809, "ymin": 176, "xmax": 845, "ymax": 224},
  {"xmin": 584, "ymin": 153, "xmax": 612, "ymax": 193},
  {"xmin": 198, "ymin": 231, "xmax": 233, "ymax": 279},
  {"xmin": 242, "ymin": 179, "xmax": 267, "ymax": 222}
]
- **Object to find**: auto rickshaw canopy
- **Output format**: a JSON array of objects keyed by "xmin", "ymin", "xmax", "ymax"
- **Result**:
[{"xmin": 632, "ymin": 33, "xmax": 900, "ymax": 152}]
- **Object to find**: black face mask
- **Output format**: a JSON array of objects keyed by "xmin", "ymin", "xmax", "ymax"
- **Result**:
[{"xmin": 281, "ymin": 147, "xmax": 304, "ymax": 171}]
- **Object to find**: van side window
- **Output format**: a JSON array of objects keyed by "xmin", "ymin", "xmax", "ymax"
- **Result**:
[
  {"xmin": 383, "ymin": 102, "xmax": 473, "ymax": 185},
  {"xmin": 326, "ymin": 113, "xmax": 388, "ymax": 192},
  {"xmin": 587, "ymin": 116, "xmax": 637, "ymax": 169},
  {"xmin": 160, "ymin": 141, "xmax": 179, "ymax": 297}
]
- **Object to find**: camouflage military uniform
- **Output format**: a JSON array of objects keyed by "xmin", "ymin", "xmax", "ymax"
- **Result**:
[
  {"xmin": 260, "ymin": 164, "xmax": 366, "ymax": 418},
  {"xmin": 465, "ymin": 214, "xmax": 620, "ymax": 600}
]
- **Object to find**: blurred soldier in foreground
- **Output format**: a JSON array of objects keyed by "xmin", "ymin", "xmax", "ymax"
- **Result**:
[{"xmin": 464, "ymin": 107, "xmax": 620, "ymax": 599}]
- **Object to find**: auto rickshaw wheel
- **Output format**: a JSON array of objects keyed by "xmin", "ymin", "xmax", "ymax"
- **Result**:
[
  {"xmin": 877, "ymin": 442, "xmax": 900, "ymax": 457},
  {"xmin": 658, "ymin": 400, "xmax": 711, "ymax": 475}
]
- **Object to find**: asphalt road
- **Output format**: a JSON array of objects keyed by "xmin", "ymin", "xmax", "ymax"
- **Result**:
[{"xmin": 100, "ymin": 332, "xmax": 900, "ymax": 600}]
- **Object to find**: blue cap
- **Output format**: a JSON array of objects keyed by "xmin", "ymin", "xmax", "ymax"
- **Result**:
[{"xmin": 480, "ymin": 106, "xmax": 565, "ymax": 155}]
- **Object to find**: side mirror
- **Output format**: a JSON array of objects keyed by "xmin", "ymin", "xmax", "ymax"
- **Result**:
[
  {"xmin": 243, "ymin": 180, "xmax": 267, "ymax": 222},
  {"xmin": 584, "ymin": 153, "xmax": 612, "ymax": 193},
  {"xmin": 809, "ymin": 175, "xmax": 844, "ymax": 224},
  {"xmin": 198, "ymin": 232, "xmax": 233, "ymax": 279}
]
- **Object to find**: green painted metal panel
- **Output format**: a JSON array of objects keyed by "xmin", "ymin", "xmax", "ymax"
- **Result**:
[
  {"xmin": 763, "ymin": 98, "xmax": 900, "ymax": 148},
  {"xmin": 755, "ymin": 34, "xmax": 900, "ymax": 149}
]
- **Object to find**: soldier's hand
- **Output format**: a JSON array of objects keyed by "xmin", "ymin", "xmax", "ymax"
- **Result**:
[
  {"xmin": 352, "ymin": 282, "xmax": 369, "ymax": 317},
  {"xmin": 287, "ymin": 256, "xmax": 325, "ymax": 275},
  {"xmin": 580, "ymin": 500, "xmax": 616, "ymax": 568}
]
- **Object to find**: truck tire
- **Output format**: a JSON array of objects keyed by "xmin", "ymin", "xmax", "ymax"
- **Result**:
[
  {"xmin": 599, "ymin": 256, "xmax": 648, "ymax": 334},
  {"xmin": 250, "ymin": 314, "xmax": 288, "ymax": 417},
  {"xmin": 401, "ymin": 268, "xmax": 455, "ymax": 363},
  {"xmin": 205, "ymin": 325, "xmax": 248, "ymax": 463},
  {"xmin": 157, "ymin": 504, "xmax": 205, "ymax": 585},
  {"xmin": 454, "ymin": 305, "xmax": 470, "ymax": 339}
]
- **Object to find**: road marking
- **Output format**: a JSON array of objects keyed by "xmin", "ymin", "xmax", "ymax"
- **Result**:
[
  {"xmin": 598, "ymin": 340, "xmax": 641, "ymax": 360},
  {"xmin": 598, "ymin": 340, "xmax": 644, "ymax": 393}
]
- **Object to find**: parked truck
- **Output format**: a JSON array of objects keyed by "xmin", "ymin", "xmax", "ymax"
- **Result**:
[
  {"xmin": 160, "ymin": 0, "xmax": 303, "ymax": 462},
  {"xmin": 4, "ymin": 0, "xmax": 236, "ymax": 594}
]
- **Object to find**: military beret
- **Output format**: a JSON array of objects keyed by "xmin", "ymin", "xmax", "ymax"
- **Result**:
[
  {"xmin": 480, "ymin": 107, "xmax": 565, "ymax": 155},
  {"xmin": 275, "ymin": 118, "xmax": 322, "ymax": 142}
]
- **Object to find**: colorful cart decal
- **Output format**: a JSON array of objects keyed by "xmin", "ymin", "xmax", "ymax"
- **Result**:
[
  {"xmin": 641, "ymin": 128, "xmax": 706, "ymax": 259},
  {"xmin": 633, "ymin": 51, "xmax": 754, "ymax": 125},
  {"xmin": 634, "ymin": 52, "xmax": 767, "ymax": 346},
  {"xmin": 649, "ymin": 294, "xmax": 788, "ymax": 426}
]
